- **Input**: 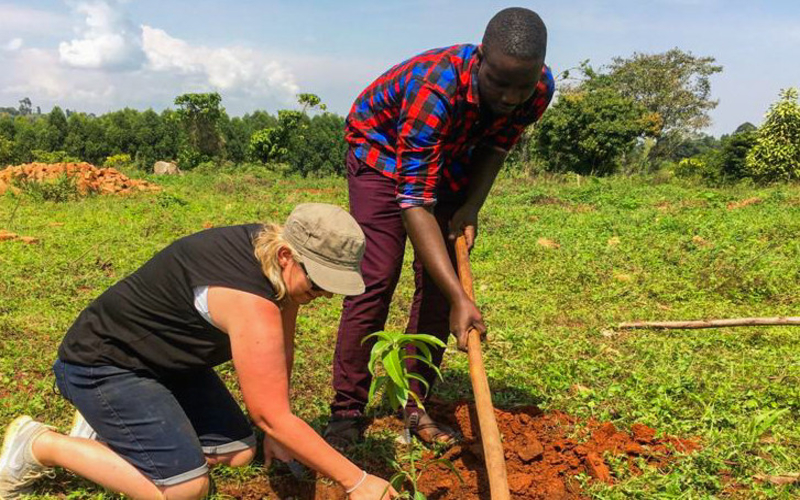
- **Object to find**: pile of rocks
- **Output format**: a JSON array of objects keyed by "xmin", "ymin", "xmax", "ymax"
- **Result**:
[{"xmin": 0, "ymin": 162, "xmax": 160, "ymax": 196}]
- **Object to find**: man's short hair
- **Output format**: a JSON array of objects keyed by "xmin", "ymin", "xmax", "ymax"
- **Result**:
[{"xmin": 482, "ymin": 7, "xmax": 547, "ymax": 60}]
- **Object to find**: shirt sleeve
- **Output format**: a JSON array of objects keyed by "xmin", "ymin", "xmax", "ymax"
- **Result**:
[
  {"xmin": 395, "ymin": 78, "xmax": 452, "ymax": 209},
  {"xmin": 481, "ymin": 65, "xmax": 556, "ymax": 152}
]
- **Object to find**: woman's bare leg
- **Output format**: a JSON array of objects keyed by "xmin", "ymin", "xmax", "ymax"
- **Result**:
[{"xmin": 32, "ymin": 431, "xmax": 210, "ymax": 500}]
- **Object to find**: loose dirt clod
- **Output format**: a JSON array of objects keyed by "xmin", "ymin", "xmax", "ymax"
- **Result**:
[
  {"xmin": 518, "ymin": 440, "xmax": 544, "ymax": 463},
  {"xmin": 0, "ymin": 162, "xmax": 160, "ymax": 196},
  {"xmin": 218, "ymin": 403, "xmax": 700, "ymax": 499}
]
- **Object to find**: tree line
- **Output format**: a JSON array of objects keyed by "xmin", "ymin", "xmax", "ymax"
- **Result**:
[
  {"xmin": 1, "ymin": 48, "xmax": 798, "ymax": 182},
  {"xmin": 0, "ymin": 93, "xmax": 347, "ymax": 177}
]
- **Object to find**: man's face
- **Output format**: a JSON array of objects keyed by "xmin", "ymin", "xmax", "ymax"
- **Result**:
[{"xmin": 477, "ymin": 46, "xmax": 543, "ymax": 116}]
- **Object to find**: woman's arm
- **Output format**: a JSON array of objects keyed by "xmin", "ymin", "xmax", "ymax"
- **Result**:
[
  {"xmin": 207, "ymin": 287, "xmax": 366, "ymax": 491},
  {"xmin": 281, "ymin": 301, "xmax": 298, "ymax": 380}
]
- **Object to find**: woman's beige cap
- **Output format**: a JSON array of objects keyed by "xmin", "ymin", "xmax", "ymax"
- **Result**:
[{"xmin": 284, "ymin": 203, "xmax": 366, "ymax": 296}]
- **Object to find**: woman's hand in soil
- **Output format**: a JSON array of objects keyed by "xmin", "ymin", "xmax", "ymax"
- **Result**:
[
  {"xmin": 348, "ymin": 474, "xmax": 397, "ymax": 499},
  {"xmin": 450, "ymin": 296, "xmax": 486, "ymax": 352},
  {"xmin": 263, "ymin": 434, "xmax": 292, "ymax": 466}
]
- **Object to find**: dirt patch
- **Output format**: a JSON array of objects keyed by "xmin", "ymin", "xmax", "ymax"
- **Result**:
[
  {"xmin": 217, "ymin": 403, "xmax": 700, "ymax": 499},
  {"xmin": 537, "ymin": 238, "xmax": 561, "ymax": 249},
  {"xmin": 727, "ymin": 197, "xmax": 762, "ymax": 210},
  {"xmin": 0, "ymin": 162, "xmax": 160, "ymax": 196},
  {"xmin": 0, "ymin": 229, "xmax": 39, "ymax": 244}
]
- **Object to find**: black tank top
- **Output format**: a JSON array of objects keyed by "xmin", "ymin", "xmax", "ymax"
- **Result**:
[{"xmin": 58, "ymin": 224, "xmax": 278, "ymax": 377}]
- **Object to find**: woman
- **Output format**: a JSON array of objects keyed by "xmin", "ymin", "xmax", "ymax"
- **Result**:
[{"xmin": 0, "ymin": 203, "xmax": 396, "ymax": 500}]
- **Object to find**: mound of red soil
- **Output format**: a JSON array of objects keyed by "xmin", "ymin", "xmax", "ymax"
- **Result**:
[
  {"xmin": 0, "ymin": 162, "xmax": 159, "ymax": 196},
  {"xmin": 219, "ymin": 403, "xmax": 699, "ymax": 499}
]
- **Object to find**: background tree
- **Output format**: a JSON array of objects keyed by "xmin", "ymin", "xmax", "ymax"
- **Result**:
[
  {"xmin": 0, "ymin": 136, "xmax": 13, "ymax": 166},
  {"xmin": 286, "ymin": 112, "xmax": 347, "ymax": 176},
  {"xmin": 249, "ymin": 110, "xmax": 303, "ymax": 164},
  {"xmin": 174, "ymin": 92, "xmax": 225, "ymax": 167},
  {"xmin": 64, "ymin": 112, "xmax": 109, "ymax": 165},
  {"xmin": 533, "ymin": 85, "xmax": 657, "ymax": 175},
  {"xmin": 734, "ymin": 122, "xmax": 757, "ymax": 134},
  {"xmin": 155, "ymin": 109, "xmax": 181, "ymax": 165},
  {"xmin": 717, "ymin": 126, "xmax": 758, "ymax": 179},
  {"xmin": 18, "ymin": 98, "xmax": 32, "ymax": 116},
  {"xmin": 745, "ymin": 88, "xmax": 800, "ymax": 181},
  {"xmin": 603, "ymin": 48, "xmax": 722, "ymax": 164},
  {"xmin": 250, "ymin": 93, "xmax": 330, "ymax": 169},
  {"xmin": 220, "ymin": 115, "xmax": 250, "ymax": 164},
  {"xmin": 44, "ymin": 106, "xmax": 68, "ymax": 152},
  {"xmin": 100, "ymin": 108, "xmax": 141, "ymax": 159},
  {"xmin": 670, "ymin": 133, "xmax": 720, "ymax": 161},
  {"xmin": 297, "ymin": 93, "xmax": 327, "ymax": 113},
  {"xmin": 0, "ymin": 114, "xmax": 15, "ymax": 143}
]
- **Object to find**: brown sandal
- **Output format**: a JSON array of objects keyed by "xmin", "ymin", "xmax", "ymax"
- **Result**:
[{"xmin": 405, "ymin": 410, "xmax": 459, "ymax": 448}]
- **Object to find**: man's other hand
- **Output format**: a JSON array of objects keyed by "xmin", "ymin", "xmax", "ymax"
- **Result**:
[{"xmin": 448, "ymin": 204, "xmax": 479, "ymax": 250}]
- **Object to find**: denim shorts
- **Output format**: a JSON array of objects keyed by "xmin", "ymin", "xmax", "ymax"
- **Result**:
[{"xmin": 53, "ymin": 359, "xmax": 256, "ymax": 486}]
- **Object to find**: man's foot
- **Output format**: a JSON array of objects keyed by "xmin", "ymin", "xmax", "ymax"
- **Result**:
[
  {"xmin": 404, "ymin": 409, "xmax": 459, "ymax": 449},
  {"xmin": 0, "ymin": 416, "xmax": 55, "ymax": 499},
  {"xmin": 322, "ymin": 413, "xmax": 368, "ymax": 451},
  {"xmin": 68, "ymin": 410, "xmax": 97, "ymax": 441}
]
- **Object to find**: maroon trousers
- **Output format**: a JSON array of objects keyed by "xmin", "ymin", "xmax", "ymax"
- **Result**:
[{"xmin": 331, "ymin": 149, "xmax": 464, "ymax": 416}]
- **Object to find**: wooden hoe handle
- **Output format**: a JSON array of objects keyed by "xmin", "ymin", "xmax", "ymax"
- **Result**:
[{"xmin": 454, "ymin": 235, "xmax": 510, "ymax": 500}]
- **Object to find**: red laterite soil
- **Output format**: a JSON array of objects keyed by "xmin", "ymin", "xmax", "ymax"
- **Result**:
[{"xmin": 219, "ymin": 402, "xmax": 699, "ymax": 499}]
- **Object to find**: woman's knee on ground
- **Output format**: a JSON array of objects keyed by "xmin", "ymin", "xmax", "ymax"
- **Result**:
[
  {"xmin": 158, "ymin": 474, "xmax": 210, "ymax": 500},
  {"xmin": 206, "ymin": 446, "xmax": 256, "ymax": 467}
]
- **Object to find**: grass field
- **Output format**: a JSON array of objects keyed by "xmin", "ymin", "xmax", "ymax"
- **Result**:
[{"xmin": 1, "ymin": 168, "xmax": 798, "ymax": 498}]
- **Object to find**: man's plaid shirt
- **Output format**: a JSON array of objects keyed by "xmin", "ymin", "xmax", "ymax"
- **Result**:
[{"xmin": 345, "ymin": 44, "xmax": 555, "ymax": 209}]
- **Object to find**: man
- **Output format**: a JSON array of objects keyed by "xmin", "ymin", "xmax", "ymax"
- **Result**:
[{"xmin": 325, "ymin": 7, "xmax": 555, "ymax": 447}]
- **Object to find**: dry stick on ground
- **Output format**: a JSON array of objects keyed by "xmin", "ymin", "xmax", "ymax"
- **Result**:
[
  {"xmin": 618, "ymin": 317, "xmax": 800, "ymax": 329},
  {"xmin": 455, "ymin": 235, "xmax": 510, "ymax": 500}
]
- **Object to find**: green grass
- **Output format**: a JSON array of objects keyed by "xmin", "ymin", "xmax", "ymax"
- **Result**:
[{"xmin": 1, "ymin": 169, "xmax": 798, "ymax": 498}]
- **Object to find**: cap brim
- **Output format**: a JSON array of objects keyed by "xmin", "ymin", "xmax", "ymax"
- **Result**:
[{"xmin": 301, "ymin": 256, "xmax": 365, "ymax": 296}]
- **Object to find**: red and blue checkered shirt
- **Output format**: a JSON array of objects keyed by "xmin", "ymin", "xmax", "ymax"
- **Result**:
[{"xmin": 346, "ymin": 44, "xmax": 554, "ymax": 209}]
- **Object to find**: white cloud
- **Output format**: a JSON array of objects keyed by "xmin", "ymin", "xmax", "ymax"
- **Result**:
[
  {"xmin": 141, "ymin": 26, "xmax": 299, "ymax": 99},
  {"xmin": 58, "ymin": 0, "xmax": 144, "ymax": 70},
  {"xmin": 3, "ymin": 38, "xmax": 23, "ymax": 52},
  {"xmin": 2, "ymin": 48, "xmax": 116, "ymax": 102},
  {"xmin": 39, "ymin": 0, "xmax": 299, "ymax": 107},
  {"xmin": 0, "ymin": 4, "xmax": 68, "ymax": 35}
]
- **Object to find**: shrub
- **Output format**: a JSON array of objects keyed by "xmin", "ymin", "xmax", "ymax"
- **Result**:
[
  {"xmin": 13, "ymin": 174, "xmax": 80, "ymax": 202},
  {"xmin": 533, "ymin": 87, "xmax": 656, "ymax": 175},
  {"xmin": 103, "ymin": 153, "xmax": 133, "ymax": 169},
  {"xmin": 31, "ymin": 150, "xmax": 80, "ymax": 164},
  {"xmin": 745, "ymin": 88, "xmax": 800, "ymax": 181},
  {"xmin": 0, "ymin": 137, "xmax": 13, "ymax": 167},
  {"xmin": 177, "ymin": 148, "xmax": 206, "ymax": 170},
  {"xmin": 718, "ymin": 130, "xmax": 757, "ymax": 179},
  {"xmin": 193, "ymin": 160, "xmax": 220, "ymax": 174}
]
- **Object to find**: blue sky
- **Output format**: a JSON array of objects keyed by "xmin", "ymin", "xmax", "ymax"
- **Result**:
[{"xmin": 1, "ymin": 0, "xmax": 798, "ymax": 136}]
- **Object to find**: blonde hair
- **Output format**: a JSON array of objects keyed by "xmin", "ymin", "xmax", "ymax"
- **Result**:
[{"xmin": 253, "ymin": 223, "xmax": 300, "ymax": 302}]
